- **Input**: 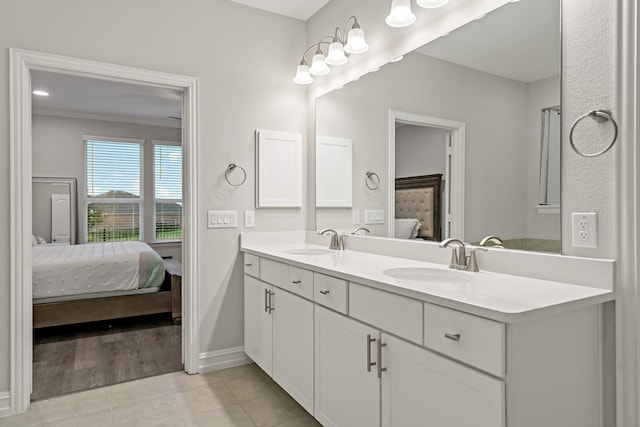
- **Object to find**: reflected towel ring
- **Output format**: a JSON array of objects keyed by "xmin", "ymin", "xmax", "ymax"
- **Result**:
[
  {"xmin": 365, "ymin": 171, "xmax": 380, "ymax": 190},
  {"xmin": 569, "ymin": 109, "xmax": 618, "ymax": 157},
  {"xmin": 225, "ymin": 163, "xmax": 247, "ymax": 186}
]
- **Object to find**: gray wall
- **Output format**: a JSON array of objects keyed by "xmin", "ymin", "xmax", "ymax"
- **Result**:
[
  {"xmin": 0, "ymin": 0, "xmax": 307, "ymax": 393},
  {"xmin": 395, "ymin": 126, "xmax": 447, "ymax": 179}
]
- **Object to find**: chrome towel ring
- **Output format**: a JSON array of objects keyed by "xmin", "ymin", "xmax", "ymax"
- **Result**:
[
  {"xmin": 365, "ymin": 171, "xmax": 380, "ymax": 190},
  {"xmin": 569, "ymin": 109, "xmax": 618, "ymax": 158},
  {"xmin": 225, "ymin": 163, "xmax": 247, "ymax": 186}
]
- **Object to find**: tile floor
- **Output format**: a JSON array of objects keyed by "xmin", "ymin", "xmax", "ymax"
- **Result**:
[{"xmin": 0, "ymin": 364, "xmax": 321, "ymax": 427}]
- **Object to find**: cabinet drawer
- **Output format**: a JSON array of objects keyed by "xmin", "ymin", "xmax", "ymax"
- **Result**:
[
  {"xmin": 288, "ymin": 266, "xmax": 314, "ymax": 300},
  {"xmin": 313, "ymin": 273, "xmax": 348, "ymax": 314},
  {"xmin": 424, "ymin": 303, "xmax": 505, "ymax": 377},
  {"xmin": 349, "ymin": 283, "xmax": 423, "ymax": 345},
  {"xmin": 244, "ymin": 253, "xmax": 260, "ymax": 277},
  {"xmin": 260, "ymin": 258, "xmax": 288, "ymax": 288}
]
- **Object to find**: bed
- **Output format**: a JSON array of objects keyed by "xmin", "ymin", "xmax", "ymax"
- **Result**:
[
  {"xmin": 32, "ymin": 241, "xmax": 181, "ymax": 328},
  {"xmin": 394, "ymin": 174, "xmax": 442, "ymax": 241}
]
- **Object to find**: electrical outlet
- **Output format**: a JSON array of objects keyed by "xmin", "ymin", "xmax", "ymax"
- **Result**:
[{"xmin": 572, "ymin": 212, "xmax": 597, "ymax": 248}]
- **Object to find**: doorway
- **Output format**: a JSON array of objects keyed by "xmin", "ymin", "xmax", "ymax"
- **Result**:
[
  {"xmin": 9, "ymin": 49, "xmax": 200, "ymax": 413},
  {"xmin": 388, "ymin": 110, "xmax": 465, "ymax": 241}
]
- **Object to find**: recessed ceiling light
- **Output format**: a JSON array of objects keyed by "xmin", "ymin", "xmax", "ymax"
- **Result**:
[
  {"xmin": 32, "ymin": 90, "xmax": 50, "ymax": 97},
  {"xmin": 390, "ymin": 55, "xmax": 404, "ymax": 63},
  {"xmin": 371, "ymin": 67, "xmax": 380, "ymax": 72}
]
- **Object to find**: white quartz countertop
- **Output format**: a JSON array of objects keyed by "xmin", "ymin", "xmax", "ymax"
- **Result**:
[{"xmin": 241, "ymin": 242, "xmax": 614, "ymax": 323}]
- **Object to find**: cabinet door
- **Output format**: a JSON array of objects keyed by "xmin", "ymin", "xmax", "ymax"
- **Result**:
[
  {"xmin": 315, "ymin": 306, "xmax": 380, "ymax": 427},
  {"xmin": 381, "ymin": 333, "xmax": 505, "ymax": 427},
  {"xmin": 244, "ymin": 276, "xmax": 273, "ymax": 376},
  {"xmin": 272, "ymin": 289, "xmax": 314, "ymax": 414}
]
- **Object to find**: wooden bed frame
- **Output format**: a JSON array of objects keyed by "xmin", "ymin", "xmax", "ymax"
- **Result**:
[
  {"xmin": 395, "ymin": 173, "xmax": 443, "ymax": 241},
  {"xmin": 33, "ymin": 269, "xmax": 182, "ymax": 329}
]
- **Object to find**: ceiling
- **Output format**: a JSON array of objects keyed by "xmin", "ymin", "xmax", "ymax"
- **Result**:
[
  {"xmin": 417, "ymin": 0, "xmax": 560, "ymax": 83},
  {"xmin": 31, "ymin": 71, "xmax": 183, "ymax": 126},
  {"xmin": 226, "ymin": 0, "xmax": 330, "ymax": 21}
]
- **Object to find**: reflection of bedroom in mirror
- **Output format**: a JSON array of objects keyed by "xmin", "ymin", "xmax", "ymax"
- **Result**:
[
  {"xmin": 29, "ymin": 70, "xmax": 185, "ymax": 400},
  {"xmin": 315, "ymin": 0, "xmax": 560, "ymax": 253}
]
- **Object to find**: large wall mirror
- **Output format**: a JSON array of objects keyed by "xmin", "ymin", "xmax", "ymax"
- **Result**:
[{"xmin": 315, "ymin": 0, "xmax": 561, "ymax": 253}]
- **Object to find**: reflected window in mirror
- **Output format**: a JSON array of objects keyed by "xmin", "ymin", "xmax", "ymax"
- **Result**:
[{"xmin": 538, "ymin": 106, "xmax": 561, "ymax": 209}]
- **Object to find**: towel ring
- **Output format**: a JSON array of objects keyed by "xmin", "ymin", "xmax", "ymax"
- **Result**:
[
  {"xmin": 225, "ymin": 163, "xmax": 247, "ymax": 186},
  {"xmin": 569, "ymin": 109, "xmax": 618, "ymax": 158},
  {"xmin": 365, "ymin": 171, "xmax": 380, "ymax": 190}
]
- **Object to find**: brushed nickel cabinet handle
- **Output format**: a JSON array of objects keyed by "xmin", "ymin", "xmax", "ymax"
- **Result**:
[
  {"xmin": 319, "ymin": 290, "xmax": 330, "ymax": 295},
  {"xmin": 366, "ymin": 334, "xmax": 376, "ymax": 372},
  {"xmin": 377, "ymin": 339, "xmax": 387, "ymax": 378},
  {"xmin": 445, "ymin": 333, "xmax": 461, "ymax": 342},
  {"xmin": 245, "ymin": 263, "xmax": 252, "ymax": 267},
  {"xmin": 264, "ymin": 288, "xmax": 269, "ymax": 313},
  {"xmin": 267, "ymin": 290, "xmax": 275, "ymax": 314},
  {"xmin": 292, "ymin": 280, "xmax": 302, "ymax": 284}
]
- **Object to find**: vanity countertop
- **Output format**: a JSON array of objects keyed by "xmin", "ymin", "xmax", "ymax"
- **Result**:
[{"xmin": 240, "ymin": 242, "xmax": 614, "ymax": 323}]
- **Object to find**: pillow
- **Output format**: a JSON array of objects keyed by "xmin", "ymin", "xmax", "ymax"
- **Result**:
[
  {"xmin": 394, "ymin": 218, "xmax": 421, "ymax": 239},
  {"xmin": 36, "ymin": 236, "xmax": 47, "ymax": 245},
  {"xmin": 31, "ymin": 234, "xmax": 37, "ymax": 246}
]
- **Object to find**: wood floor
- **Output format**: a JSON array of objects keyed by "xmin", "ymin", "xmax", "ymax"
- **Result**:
[{"xmin": 32, "ymin": 314, "xmax": 183, "ymax": 401}]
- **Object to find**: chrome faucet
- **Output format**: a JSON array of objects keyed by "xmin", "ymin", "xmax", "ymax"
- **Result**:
[
  {"xmin": 318, "ymin": 228, "xmax": 344, "ymax": 250},
  {"xmin": 439, "ymin": 238, "xmax": 486, "ymax": 272},
  {"xmin": 351, "ymin": 227, "xmax": 370, "ymax": 235},
  {"xmin": 439, "ymin": 238, "xmax": 467, "ymax": 270},
  {"xmin": 479, "ymin": 235, "xmax": 504, "ymax": 248}
]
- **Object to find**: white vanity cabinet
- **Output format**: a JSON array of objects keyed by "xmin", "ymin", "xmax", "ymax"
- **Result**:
[
  {"xmin": 243, "ymin": 258, "xmax": 314, "ymax": 413},
  {"xmin": 314, "ymin": 306, "xmax": 380, "ymax": 427},
  {"xmin": 243, "ymin": 251, "xmax": 605, "ymax": 427}
]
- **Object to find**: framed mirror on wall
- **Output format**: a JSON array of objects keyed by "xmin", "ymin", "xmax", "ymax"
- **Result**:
[{"xmin": 315, "ymin": 0, "xmax": 561, "ymax": 253}]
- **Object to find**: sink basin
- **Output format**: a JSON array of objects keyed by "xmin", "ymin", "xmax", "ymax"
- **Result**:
[
  {"xmin": 286, "ymin": 248, "xmax": 333, "ymax": 255},
  {"xmin": 382, "ymin": 267, "xmax": 472, "ymax": 283}
]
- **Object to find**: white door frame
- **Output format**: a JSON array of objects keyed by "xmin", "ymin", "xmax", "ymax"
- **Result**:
[
  {"xmin": 9, "ymin": 48, "xmax": 200, "ymax": 413},
  {"xmin": 388, "ymin": 110, "xmax": 465, "ymax": 240}
]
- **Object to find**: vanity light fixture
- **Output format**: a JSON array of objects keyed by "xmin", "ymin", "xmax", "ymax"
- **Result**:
[
  {"xmin": 293, "ymin": 16, "xmax": 369, "ymax": 85},
  {"xmin": 386, "ymin": 0, "xmax": 416, "ymax": 28},
  {"xmin": 32, "ymin": 90, "xmax": 49, "ymax": 96},
  {"xmin": 386, "ymin": 0, "xmax": 449, "ymax": 28}
]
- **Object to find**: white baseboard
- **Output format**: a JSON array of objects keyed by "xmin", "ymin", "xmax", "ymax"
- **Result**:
[
  {"xmin": 0, "ymin": 392, "xmax": 12, "ymax": 418},
  {"xmin": 199, "ymin": 346, "xmax": 251, "ymax": 374}
]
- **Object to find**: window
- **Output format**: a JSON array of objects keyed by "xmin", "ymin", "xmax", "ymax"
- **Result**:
[
  {"xmin": 153, "ymin": 142, "xmax": 182, "ymax": 240},
  {"xmin": 84, "ymin": 137, "xmax": 144, "ymax": 242}
]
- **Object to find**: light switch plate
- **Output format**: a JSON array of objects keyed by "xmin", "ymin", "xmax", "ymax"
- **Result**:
[
  {"xmin": 245, "ymin": 210, "xmax": 255, "ymax": 228},
  {"xmin": 364, "ymin": 210, "xmax": 384, "ymax": 225},
  {"xmin": 208, "ymin": 210, "xmax": 238, "ymax": 229},
  {"xmin": 352, "ymin": 210, "xmax": 360, "ymax": 225}
]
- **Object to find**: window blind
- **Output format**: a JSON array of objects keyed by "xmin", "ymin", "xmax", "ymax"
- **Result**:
[{"xmin": 154, "ymin": 144, "xmax": 182, "ymax": 239}]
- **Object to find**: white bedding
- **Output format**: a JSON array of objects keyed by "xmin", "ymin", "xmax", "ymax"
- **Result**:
[{"xmin": 32, "ymin": 241, "xmax": 165, "ymax": 300}]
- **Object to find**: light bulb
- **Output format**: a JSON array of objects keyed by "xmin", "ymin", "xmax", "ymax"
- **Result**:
[
  {"xmin": 293, "ymin": 64, "xmax": 313, "ymax": 84},
  {"xmin": 416, "ymin": 0, "xmax": 449, "ymax": 8},
  {"xmin": 386, "ymin": 0, "xmax": 416, "ymax": 28},
  {"xmin": 326, "ymin": 42, "xmax": 348, "ymax": 66},
  {"xmin": 344, "ymin": 27, "xmax": 369, "ymax": 54},
  {"xmin": 309, "ymin": 53, "xmax": 330, "ymax": 76}
]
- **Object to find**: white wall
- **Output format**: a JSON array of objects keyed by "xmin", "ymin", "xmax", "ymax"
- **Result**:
[
  {"xmin": 316, "ymin": 52, "xmax": 529, "ymax": 242},
  {"xmin": 0, "ymin": 0, "xmax": 307, "ymax": 394},
  {"xmin": 395, "ymin": 125, "xmax": 447, "ymax": 178}
]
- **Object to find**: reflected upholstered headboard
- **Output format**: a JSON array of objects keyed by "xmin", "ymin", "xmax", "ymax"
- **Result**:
[{"xmin": 395, "ymin": 174, "xmax": 442, "ymax": 241}]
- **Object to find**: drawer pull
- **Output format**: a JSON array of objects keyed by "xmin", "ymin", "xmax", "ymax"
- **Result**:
[
  {"xmin": 366, "ymin": 334, "xmax": 376, "ymax": 372},
  {"xmin": 292, "ymin": 280, "xmax": 302, "ymax": 284},
  {"xmin": 245, "ymin": 263, "xmax": 252, "ymax": 267},
  {"xmin": 377, "ymin": 339, "xmax": 387, "ymax": 378},
  {"xmin": 319, "ymin": 290, "xmax": 330, "ymax": 295},
  {"xmin": 445, "ymin": 333, "xmax": 461, "ymax": 342}
]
